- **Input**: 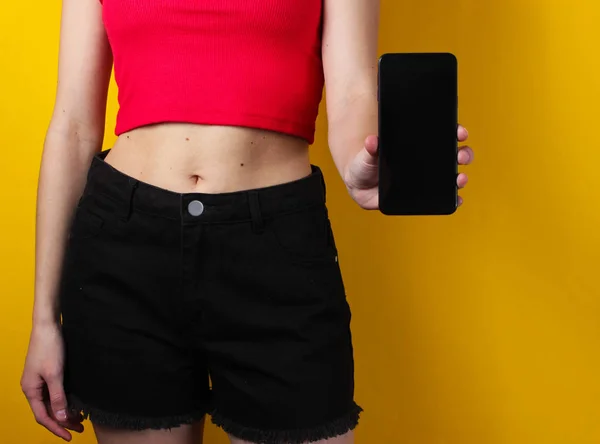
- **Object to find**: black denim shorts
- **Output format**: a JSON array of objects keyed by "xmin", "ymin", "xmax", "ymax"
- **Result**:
[{"xmin": 60, "ymin": 152, "xmax": 361, "ymax": 444}]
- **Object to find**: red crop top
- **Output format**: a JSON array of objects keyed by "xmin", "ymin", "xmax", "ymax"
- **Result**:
[{"xmin": 100, "ymin": 0, "xmax": 325, "ymax": 143}]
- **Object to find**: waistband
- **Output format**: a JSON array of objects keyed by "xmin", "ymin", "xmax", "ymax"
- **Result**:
[{"xmin": 83, "ymin": 151, "xmax": 327, "ymax": 224}]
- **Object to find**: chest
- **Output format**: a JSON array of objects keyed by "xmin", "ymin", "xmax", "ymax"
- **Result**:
[{"xmin": 102, "ymin": 0, "xmax": 323, "ymax": 44}]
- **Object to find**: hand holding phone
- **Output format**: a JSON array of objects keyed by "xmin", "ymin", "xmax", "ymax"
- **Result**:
[{"xmin": 378, "ymin": 52, "xmax": 459, "ymax": 215}]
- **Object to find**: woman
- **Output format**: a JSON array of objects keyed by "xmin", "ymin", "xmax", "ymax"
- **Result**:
[{"xmin": 21, "ymin": 0, "xmax": 473, "ymax": 443}]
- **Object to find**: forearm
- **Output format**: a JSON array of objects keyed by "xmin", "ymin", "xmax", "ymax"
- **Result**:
[
  {"xmin": 33, "ymin": 122, "xmax": 101, "ymax": 326},
  {"xmin": 327, "ymin": 92, "xmax": 378, "ymax": 181}
]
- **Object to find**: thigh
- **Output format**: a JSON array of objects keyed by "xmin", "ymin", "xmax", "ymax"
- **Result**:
[
  {"xmin": 199, "ymin": 205, "xmax": 362, "ymax": 443},
  {"xmin": 229, "ymin": 430, "xmax": 354, "ymax": 444},
  {"xmin": 95, "ymin": 419, "xmax": 205, "ymax": 444}
]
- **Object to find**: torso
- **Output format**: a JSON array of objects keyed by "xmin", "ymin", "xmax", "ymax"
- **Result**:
[
  {"xmin": 105, "ymin": 123, "xmax": 312, "ymax": 194},
  {"xmin": 101, "ymin": 0, "xmax": 323, "ymax": 193}
]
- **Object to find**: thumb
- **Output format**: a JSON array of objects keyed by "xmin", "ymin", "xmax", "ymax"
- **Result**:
[
  {"xmin": 351, "ymin": 135, "xmax": 379, "ymax": 172},
  {"xmin": 346, "ymin": 135, "xmax": 380, "ymax": 190},
  {"xmin": 364, "ymin": 135, "xmax": 379, "ymax": 158},
  {"xmin": 47, "ymin": 374, "xmax": 68, "ymax": 422}
]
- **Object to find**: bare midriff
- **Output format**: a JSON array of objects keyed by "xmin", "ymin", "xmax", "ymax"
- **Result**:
[{"xmin": 105, "ymin": 123, "xmax": 313, "ymax": 194}]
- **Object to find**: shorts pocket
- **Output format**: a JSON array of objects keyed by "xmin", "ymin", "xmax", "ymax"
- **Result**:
[
  {"xmin": 267, "ymin": 204, "xmax": 337, "ymax": 263},
  {"xmin": 68, "ymin": 203, "xmax": 105, "ymax": 241}
]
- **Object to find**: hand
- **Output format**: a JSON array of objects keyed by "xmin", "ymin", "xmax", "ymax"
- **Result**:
[
  {"xmin": 21, "ymin": 323, "xmax": 84, "ymax": 441},
  {"xmin": 344, "ymin": 125, "xmax": 474, "ymax": 210}
]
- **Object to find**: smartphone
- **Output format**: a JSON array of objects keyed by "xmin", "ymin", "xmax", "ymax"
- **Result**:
[{"xmin": 378, "ymin": 52, "xmax": 458, "ymax": 215}]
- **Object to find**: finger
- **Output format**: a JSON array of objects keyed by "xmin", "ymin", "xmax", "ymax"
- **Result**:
[
  {"xmin": 46, "ymin": 374, "xmax": 68, "ymax": 424},
  {"xmin": 64, "ymin": 421, "xmax": 85, "ymax": 434},
  {"xmin": 64, "ymin": 410, "xmax": 85, "ymax": 430},
  {"xmin": 363, "ymin": 135, "xmax": 379, "ymax": 158},
  {"xmin": 458, "ymin": 196, "xmax": 464, "ymax": 207},
  {"xmin": 458, "ymin": 146, "xmax": 474, "ymax": 165},
  {"xmin": 457, "ymin": 125, "xmax": 468, "ymax": 142},
  {"xmin": 457, "ymin": 173, "xmax": 468, "ymax": 189},
  {"xmin": 51, "ymin": 407, "xmax": 84, "ymax": 433},
  {"xmin": 30, "ymin": 398, "xmax": 72, "ymax": 441}
]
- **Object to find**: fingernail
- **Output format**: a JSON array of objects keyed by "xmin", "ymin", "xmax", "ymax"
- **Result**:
[{"xmin": 56, "ymin": 410, "xmax": 67, "ymax": 421}]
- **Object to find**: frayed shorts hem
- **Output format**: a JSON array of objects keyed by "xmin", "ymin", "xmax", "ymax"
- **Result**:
[
  {"xmin": 211, "ymin": 403, "xmax": 363, "ymax": 444},
  {"xmin": 67, "ymin": 394, "xmax": 207, "ymax": 431},
  {"xmin": 69, "ymin": 393, "xmax": 362, "ymax": 443}
]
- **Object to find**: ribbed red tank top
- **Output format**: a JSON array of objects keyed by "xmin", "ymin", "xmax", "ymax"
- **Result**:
[{"xmin": 99, "ymin": 0, "xmax": 324, "ymax": 143}]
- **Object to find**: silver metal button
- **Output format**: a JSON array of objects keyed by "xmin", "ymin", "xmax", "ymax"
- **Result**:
[{"xmin": 188, "ymin": 200, "xmax": 204, "ymax": 216}]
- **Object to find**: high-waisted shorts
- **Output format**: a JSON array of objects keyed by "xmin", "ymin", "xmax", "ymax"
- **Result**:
[{"xmin": 60, "ymin": 151, "xmax": 361, "ymax": 444}]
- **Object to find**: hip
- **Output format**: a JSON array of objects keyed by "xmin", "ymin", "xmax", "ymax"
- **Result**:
[{"xmin": 61, "ymin": 152, "xmax": 346, "ymax": 321}]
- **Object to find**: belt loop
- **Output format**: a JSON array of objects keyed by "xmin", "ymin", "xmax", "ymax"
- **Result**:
[
  {"xmin": 120, "ymin": 178, "xmax": 139, "ymax": 221},
  {"xmin": 248, "ymin": 191, "xmax": 264, "ymax": 234}
]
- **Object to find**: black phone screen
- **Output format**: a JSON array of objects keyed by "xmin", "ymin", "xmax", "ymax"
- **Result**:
[{"xmin": 378, "ymin": 53, "xmax": 458, "ymax": 215}]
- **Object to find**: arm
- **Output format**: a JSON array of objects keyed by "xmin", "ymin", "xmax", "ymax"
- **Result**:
[
  {"xmin": 322, "ymin": 1, "xmax": 473, "ymax": 210},
  {"xmin": 34, "ymin": 0, "xmax": 112, "ymax": 326},
  {"xmin": 22, "ymin": 0, "xmax": 112, "ymax": 440},
  {"xmin": 322, "ymin": 0, "xmax": 380, "ymax": 186}
]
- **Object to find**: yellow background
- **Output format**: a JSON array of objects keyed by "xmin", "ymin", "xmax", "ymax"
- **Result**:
[{"xmin": 2, "ymin": 0, "xmax": 599, "ymax": 443}]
